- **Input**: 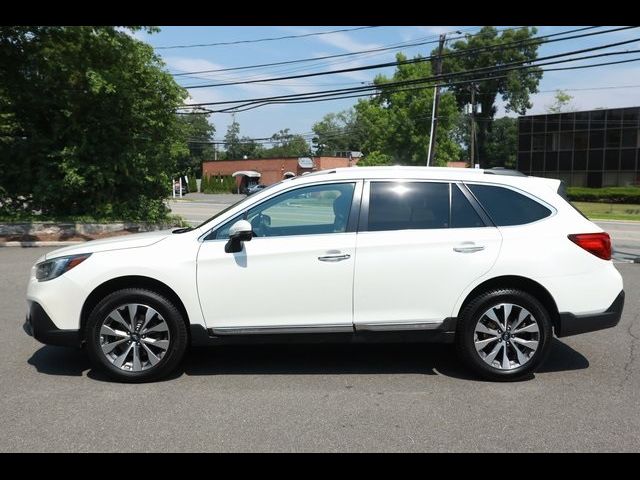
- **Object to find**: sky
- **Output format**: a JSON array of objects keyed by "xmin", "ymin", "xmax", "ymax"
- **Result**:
[{"xmin": 130, "ymin": 26, "xmax": 640, "ymax": 143}]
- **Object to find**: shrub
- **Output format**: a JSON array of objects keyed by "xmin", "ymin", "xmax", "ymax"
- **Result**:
[
  {"xmin": 188, "ymin": 174, "xmax": 198, "ymax": 193},
  {"xmin": 567, "ymin": 187, "xmax": 640, "ymax": 204}
]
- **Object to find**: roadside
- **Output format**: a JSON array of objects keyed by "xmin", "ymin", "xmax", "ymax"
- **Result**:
[
  {"xmin": 573, "ymin": 202, "xmax": 640, "ymax": 222},
  {"xmin": 3, "ymin": 194, "xmax": 640, "ymax": 262}
]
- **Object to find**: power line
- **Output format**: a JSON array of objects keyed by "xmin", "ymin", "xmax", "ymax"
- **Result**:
[
  {"xmin": 155, "ymin": 26, "xmax": 381, "ymax": 50},
  {"xmin": 169, "ymin": 26, "xmax": 493, "ymax": 77},
  {"xmin": 205, "ymin": 56, "xmax": 640, "ymax": 114},
  {"xmin": 180, "ymin": 26, "xmax": 620, "ymax": 89},
  {"xmin": 178, "ymin": 38, "xmax": 640, "ymax": 111}
]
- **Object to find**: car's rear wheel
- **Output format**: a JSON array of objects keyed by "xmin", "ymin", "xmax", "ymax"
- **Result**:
[
  {"xmin": 85, "ymin": 288, "xmax": 188, "ymax": 383},
  {"xmin": 456, "ymin": 289, "xmax": 552, "ymax": 381}
]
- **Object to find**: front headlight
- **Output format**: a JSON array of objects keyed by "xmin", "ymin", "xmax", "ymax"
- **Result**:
[{"xmin": 35, "ymin": 253, "xmax": 92, "ymax": 282}]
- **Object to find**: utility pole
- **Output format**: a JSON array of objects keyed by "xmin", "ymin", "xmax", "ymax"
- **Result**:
[
  {"xmin": 427, "ymin": 33, "xmax": 446, "ymax": 166},
  {"xmin": 470, "ymin": 83, "xmax": 476, "ymax": 166}
]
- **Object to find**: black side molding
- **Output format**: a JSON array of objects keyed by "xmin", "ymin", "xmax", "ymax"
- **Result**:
[
  {"xmin": 556, "ymin": 290, "xmax": 625, "ymax": 338},
  {"xmin": 24, "ymin": 301, "xmax": 81, "ymax": 348}
]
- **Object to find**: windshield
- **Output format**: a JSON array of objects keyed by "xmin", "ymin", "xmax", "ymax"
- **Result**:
[{"xmin": 193, "ymin": 180, "xmax": 285, "ymax": 229}]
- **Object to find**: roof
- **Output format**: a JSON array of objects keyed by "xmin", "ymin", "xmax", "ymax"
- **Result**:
[{"xmin": 283, "ymin": 166, "xmax": 558, "ymax": 192}]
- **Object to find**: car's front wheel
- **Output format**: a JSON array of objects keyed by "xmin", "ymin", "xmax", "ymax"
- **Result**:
[
  {"xmin": 85, "ymin": 288, "xmax": 188, "ymax": 383},
  {"xmin": 456, "ymin": 288, "xmax": 553, "ymax": 381}
]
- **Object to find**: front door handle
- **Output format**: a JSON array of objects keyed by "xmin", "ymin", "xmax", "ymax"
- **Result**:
[
  {"xmin": 453, "ymin": 243, "xmax": 485, "ymax": 253},
  {"xmin": 318, "ymin": 254, "xmax": 351, "ymax": 262}
]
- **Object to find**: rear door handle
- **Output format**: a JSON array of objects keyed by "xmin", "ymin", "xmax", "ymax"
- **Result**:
[
  {"xmin": 318, "ymin": 254, "xmax": 351, "ymax": 262},
  {"xmin": 453, "ymin": 243, "xmax": 485, "ymax": 253}
]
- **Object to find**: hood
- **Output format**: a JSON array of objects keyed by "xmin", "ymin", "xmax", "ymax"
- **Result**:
[{"xmin": 44, "ymin": 229, "xmax": 174, "ymax": 260}]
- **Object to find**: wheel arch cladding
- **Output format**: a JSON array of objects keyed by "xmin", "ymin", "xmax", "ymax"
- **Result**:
[
  {"xmin": 459, "ymin": 275, "xmax": 560, "ymax": 332},
  {"xmin": 80, "ymin": 276, "xmax": 191, "ymax": 342}
]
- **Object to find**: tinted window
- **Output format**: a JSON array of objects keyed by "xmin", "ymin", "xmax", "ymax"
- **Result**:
[
  {"xmin": 368, "ymin": 182, "xmax": 449, "ymax": 231},
  {"xmin": 451, "ymin": 185, "xmax": 484, "ymax": 228},
  {"xmin": 467, "ymin": 184, "xmax": 552, "ymax": 226},
  {"xmin": 213, "ymin": 183, "xmax": 355, "ymax": 239}
]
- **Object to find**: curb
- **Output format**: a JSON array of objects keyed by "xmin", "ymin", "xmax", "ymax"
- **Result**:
[{"xmin": 0, "ymin": 241, "xmax": 84, "ymax": 247}]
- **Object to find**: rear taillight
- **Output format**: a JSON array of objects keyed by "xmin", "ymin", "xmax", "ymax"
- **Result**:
[{"xmin": 568, "ymin": 233, "xmax": 611, "ymax": 260}]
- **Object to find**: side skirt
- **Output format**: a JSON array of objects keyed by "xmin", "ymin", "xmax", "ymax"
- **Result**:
[{"xmin": 190, "ymin": 319, "xmax": 457, "ymax": 346}]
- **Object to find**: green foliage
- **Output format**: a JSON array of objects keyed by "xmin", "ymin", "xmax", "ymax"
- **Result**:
[
  {"xmin": 567, "ymin": 187, "xmax": 640, "ymax": 204},
  {"xmin": 0, "ymin": 26, "xmax": 188, "ymax": 222},
  {"xmin": 353, "ymin": 53, "xmax": 462, "ymax": 165},
  {"xmin": 268, "ymin": 129, "xmax": 310, "ymax": 157},
  {"xmin": 546, "ymin": 89, "xmax": 575, "ymax": 114},
  {"xmin": 312, "ymin": 110, "xmax": 364, "ymax": 155},
  {"xmin": 438, "ymin": 27, "xmax": 542, "ymax": 164},
  {"xmin": 176, "ymin": 112, "xmax": 215, "ymax": 176},
  {"xmin": 483, "ymin": 117, "xmax": 518, "ymax": 168},
  {"xmin": 223, "ymin": 120, "xmax": 242, "ymax": 159},
  {"xmin": 202, "ymin": 174, "xmax": 236, "ymax": 194},
  {"xmin": 188, "ymin": 173, "xmax": 198, "ymax": 193},
  {"xmin": 357, "ymin": 151, "xmax": 393, "ymax": 166}
]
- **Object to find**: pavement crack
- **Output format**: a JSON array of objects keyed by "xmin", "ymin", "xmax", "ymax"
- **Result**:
[{"xmin": 618, "ymin": 311, "xmax": 640, "ymax": 394}]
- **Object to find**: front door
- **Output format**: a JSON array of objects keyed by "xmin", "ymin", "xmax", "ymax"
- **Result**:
[{"xmin": 197, "ymin": 181, "xmax": 360, "ymax": 333}]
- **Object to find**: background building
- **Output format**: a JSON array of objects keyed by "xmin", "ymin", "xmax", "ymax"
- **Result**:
[
  {"xmin": 517, "ymin": 107, "xmax": 640, "ymax": 187},
  {"xmin": 202, "ymin": 155, "xmax": 358, "ymax": 192}
]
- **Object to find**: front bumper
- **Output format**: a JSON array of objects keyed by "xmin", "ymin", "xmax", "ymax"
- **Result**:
[
  {"xmin": 556, "ymin": 290, "xmax": 625, "ymax": 337},
  {"xmin": 24, "ymin": 301, "xmax": 81, "ymax": 348}
]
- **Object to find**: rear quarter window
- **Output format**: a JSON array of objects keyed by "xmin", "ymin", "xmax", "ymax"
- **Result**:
[{"xmin": 466, "ymin": 184, "xmax": 552, "ymax": 226}]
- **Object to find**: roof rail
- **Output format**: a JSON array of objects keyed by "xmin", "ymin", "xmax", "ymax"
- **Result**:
[{"xmin": 483, "ymin": 167, "xmax": 527, "ymax": 177}]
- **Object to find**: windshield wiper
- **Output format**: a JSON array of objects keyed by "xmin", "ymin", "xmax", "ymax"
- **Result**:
[{"xmin": 172, "ymin": 227, "xmax": 194, "ymax": 234}]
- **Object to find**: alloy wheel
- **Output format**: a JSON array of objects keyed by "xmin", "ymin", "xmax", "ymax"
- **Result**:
[
  {"xmin": 473, "ymin": 303, "xmax": 540, "ymax": 370},
  {"xmin": 98, "ymin": 304, "xmax": 170, "ymax": 372}
]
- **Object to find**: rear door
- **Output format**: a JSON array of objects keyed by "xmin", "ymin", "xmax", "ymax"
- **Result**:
[{"xmin": 353, "ymin": 180, "xmax": 502, "ymax": 330}]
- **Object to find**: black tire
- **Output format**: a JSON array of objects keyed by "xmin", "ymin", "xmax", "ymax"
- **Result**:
[
  {"xmin": 85, "ymin": 288, "xmax": 188, "ymax": 383},
  {"xmin": 456, "ymin": 288, "xmax": 553, "ymax": 381}
]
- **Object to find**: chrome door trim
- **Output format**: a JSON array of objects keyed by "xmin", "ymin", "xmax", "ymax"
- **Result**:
[
  {"xmin": 211, "ymin": 324, "xmax": 354, "ymax": 335},
  {"xmin": 355, "ymin": 321, "xmax": 445, "ymax": 332}
]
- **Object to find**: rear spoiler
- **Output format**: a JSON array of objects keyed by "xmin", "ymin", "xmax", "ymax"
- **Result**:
[{"xmin": 528, "ymin": 175, "xmax": 562, "ymax": 195}]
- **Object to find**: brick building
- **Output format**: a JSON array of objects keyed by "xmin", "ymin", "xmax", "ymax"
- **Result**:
[{"xmin": 202, "ymin": 156, "xmax": 359, "ymax": 191}]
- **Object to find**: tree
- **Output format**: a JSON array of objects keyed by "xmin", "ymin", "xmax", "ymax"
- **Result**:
[
  {"xmin": 312, "ymin": 110, "xmax": 364, "ymax": 155},
  {"xmin": 546, "ymin": 89, "xmax": 576, "ymax": 114},
  {"xmin": 267, "ymin": 129, "xmax": 310, "ymax": 157},
  {"xmin": 437, "ymin": 26, "xmax": 543, "ymax": 166},
  {"xmin": 0, "ymin": 26, "xmax": 187, "ymax": 221},
  {"xmin": 483, "ymin": 117, "xmax": 518, "ymax": 168},
  {"xmin": 223, "ymin": 119, "xmax": 242, "ymax": 159},
  {"xmin": 353, "ymin": 53, "xmax": 462, "ymax": 165},
  {"xmin": 175, "ymin": 111, "xmax": 215, "ymax": 177},
  {"xmin": 357, "ymin": 151, "xmax": 393, "ymax": 166},
  {"xmin": 238, "ymin": 136, "xmax": 265, "ymax": 159}
]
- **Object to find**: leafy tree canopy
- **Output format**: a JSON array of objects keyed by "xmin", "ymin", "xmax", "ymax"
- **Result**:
[
  {"xmin": 546, "ymin": 89, "xmax": 576, "ymax": 113},
  {"xmin": 354, "ymin": 53, "xmax": 462, "ymax": 165},
  {"xmin": 0, "ymin": 26, "xmax": 188, "ymax": 221},
  {"xmin": 437, "ymin": 26, "xmax": 542, "ymax": 165},
  {"xmin": 176, "ymin": 111, "xmax": 215, "ymax": 177}
]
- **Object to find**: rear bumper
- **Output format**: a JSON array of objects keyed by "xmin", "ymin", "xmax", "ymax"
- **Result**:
[
  {"xmin": 556, "ymin": 290, "xmax": 624, "ymax": 337},
  {"xmin": 24, "ymin": 301, "xmax": 81, "ymax": 348}
]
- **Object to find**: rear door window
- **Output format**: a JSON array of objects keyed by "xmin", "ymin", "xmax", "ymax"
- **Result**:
[{"xmin": 367, "ymin": 182, "xmax": 449, "ymax": 231}]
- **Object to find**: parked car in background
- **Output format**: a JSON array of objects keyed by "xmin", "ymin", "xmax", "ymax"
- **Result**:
[
  {"xmin": 24, "ymin": 166, "xmax": 624, "ymax": 382},
  {"xmin": 246, "ymin": 184, "xmax": 267, "ymax": 195},
  {"xmin": 173, "ymin": 179, "xmax": 188, "ymax": 196}
]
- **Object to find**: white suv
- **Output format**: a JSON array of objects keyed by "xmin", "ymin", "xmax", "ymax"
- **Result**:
[{"xmin": 24, "ymin": 166, "xmax": 625, "ymax": 382}]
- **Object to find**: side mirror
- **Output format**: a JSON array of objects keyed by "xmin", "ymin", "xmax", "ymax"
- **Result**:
[{"xmin": 225, "ymin": 220, "xmax": 253, "ymax": 253}]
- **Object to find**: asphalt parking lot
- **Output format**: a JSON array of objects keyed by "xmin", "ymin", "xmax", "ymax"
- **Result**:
[{"xmin": 0, "ymin": 247, "xmax": 638, "ymax": 452}]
